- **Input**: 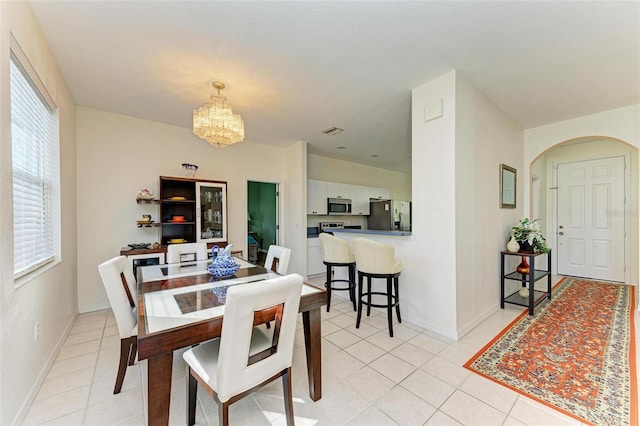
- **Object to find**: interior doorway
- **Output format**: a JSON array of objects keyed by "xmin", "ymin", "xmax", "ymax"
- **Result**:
[{"xmin": 247, "ymin": 181, "xmax": 279, "ymax": 265}]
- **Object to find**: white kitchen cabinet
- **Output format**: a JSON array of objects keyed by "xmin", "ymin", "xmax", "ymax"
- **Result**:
[
  {"xmin": 327, "ymin": 182, "xmax": 351, "ymax": 199},
  {"xmin": 307, "ymin": 238, "xmax": 325, "ymax": 276},
  {"xmin": 307, "ymin": 179, "xmax": 328, "ymax": 215},
  {"xmin": 350, "ymin": 184, "xmax": 371, "ymax": 215},
  {"xmin": 369, "ymin": 186, "xmax": 390, "ymax": 200}
]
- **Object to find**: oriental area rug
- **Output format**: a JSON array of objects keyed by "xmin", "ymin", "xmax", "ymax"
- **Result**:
[{"xmin": 464, "ymin": 277, "xmax": 637, "ymax": 425}]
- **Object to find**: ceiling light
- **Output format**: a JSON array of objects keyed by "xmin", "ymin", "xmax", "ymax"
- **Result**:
[
  {"xmin": 193, "ymin": 81, "xmax": 244, "ymax": 148},
  {"xmin": 321, "ymin": 127, "xmax": 343, "ymax": 136}
]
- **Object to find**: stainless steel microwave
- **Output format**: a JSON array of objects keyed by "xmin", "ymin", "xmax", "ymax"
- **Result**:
[{"xmin": 327, "ymin": 198, "xmax": 352, "ymax": 215}]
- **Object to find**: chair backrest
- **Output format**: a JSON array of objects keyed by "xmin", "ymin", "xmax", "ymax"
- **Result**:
[
  {"xmin": 98, "ymin": 256, "xmax": 137, "ymax": 339},
  {"xmin": 264, "ymin": 245, "xmax": 291, "ymax": 275},
  {"xmin": 319, "ymin": 233, "xmax": 354, "ymax": 263},
  {"xmin": 216, "ymin": 273, "xmax": 303, "ymax": 402},
  {"xmin": 351, "ymin": 237, "xmax": 401, "ymax": 274},
  {"xmin": 166, "ymin": 242, "xmax": 208, "ymax": 263}
]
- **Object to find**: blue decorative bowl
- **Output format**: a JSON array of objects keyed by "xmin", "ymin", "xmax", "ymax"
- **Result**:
[{"xmin": 208, "ymin": 262, "xmax": 240, "ymax": 279}]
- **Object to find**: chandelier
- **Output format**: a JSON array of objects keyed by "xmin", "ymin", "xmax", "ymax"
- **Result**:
[{"xmin": 193, "ymin": 81, "xmax": 244, "ymax": 148}]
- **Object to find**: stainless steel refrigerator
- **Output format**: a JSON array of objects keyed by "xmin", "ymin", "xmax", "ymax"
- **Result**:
[{"xmin": 368, "ymin": 200, "xmax": 411, "ymax": 231}]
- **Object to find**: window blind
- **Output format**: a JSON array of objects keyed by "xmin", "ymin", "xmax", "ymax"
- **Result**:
[{"xmin": 10, "ymin": 52, "xmax": 60, "ymax": 278}]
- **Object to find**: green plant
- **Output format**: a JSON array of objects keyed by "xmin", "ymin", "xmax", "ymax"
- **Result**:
[{"xmin": 510, "ymin": 218, "xmax": 550, "ymax": 253}]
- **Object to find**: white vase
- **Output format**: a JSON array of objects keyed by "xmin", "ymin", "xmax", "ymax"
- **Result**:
[
  {"xmin": 506, "ymin": 236, "xmax": 520, "ymax": 252},
  {"xmin": 518, "ymin": 286, "xmax": 529, "ymax": 298}
]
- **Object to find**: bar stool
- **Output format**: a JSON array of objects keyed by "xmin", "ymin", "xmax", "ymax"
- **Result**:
[
  {"xmin": 319, "ymin": 233, "xmax": 356, "ymax": 312},
  {"xmin": 351, "ymin": 237, "xmax": 402, "ymax": 337}
]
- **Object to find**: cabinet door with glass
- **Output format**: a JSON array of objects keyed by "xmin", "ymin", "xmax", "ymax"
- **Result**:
[{"xmin": 196, "ymin": 181, "xmax": 227, "ymax": 243}]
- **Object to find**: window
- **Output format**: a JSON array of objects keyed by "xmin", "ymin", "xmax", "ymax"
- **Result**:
[{"xmin": 10, "ymin": 40, "xmax": 60, "ymax": 280}]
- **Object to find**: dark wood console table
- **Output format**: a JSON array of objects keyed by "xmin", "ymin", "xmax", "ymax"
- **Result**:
[{"xmin": 500, "ymin": 250, "xmax": 552, "ymax": 315}]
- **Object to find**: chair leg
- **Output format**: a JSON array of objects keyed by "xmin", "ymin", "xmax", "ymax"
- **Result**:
[
  {"xmin": 386, "ymin": 276, "xmax": 394, "ymax": 337},
  {"xmin": 356, "ymin": 272, "xmax": 364, "ymax": 329},
  {"xmin": 219, "ymin": 401, "xmax": 230, "ymax": 426},
  {"xmin": 127, "ymin": 338, "xmax": 137, "ymax": 366},
  {"xmin": 349, "ymin": 264, "xmax": 356, "ymax": 311},
  {"xmin": 325, "ymin": 263, "xmax": 332, "ymax": 312},
  {"xmin": 395, "ymin": 276, "xmax": 402, "ymax": 323},
  {"xmin": 282, "ymin": 367, "xmax": 294, "ymax": 426},
  {"xmin": 366, "ymin": 276, "xmax": 372, "ymax": 317},
  {"xmin": 114, "ymin": 337, "xmax": 130, "ymax": 394},
  {"xmin": 187, "ymin": 367, "xmax": 197, "ymax": 426}
]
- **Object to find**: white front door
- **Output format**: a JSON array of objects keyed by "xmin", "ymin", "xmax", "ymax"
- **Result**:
[{"xmin": 557, "ymin": 156, "xmax": 625, "ymax": 282}]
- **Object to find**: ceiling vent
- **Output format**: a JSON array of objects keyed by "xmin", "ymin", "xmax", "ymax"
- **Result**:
[{"xmin": 321, "ymin": 127, "xmax": 343, "ymax": 136}]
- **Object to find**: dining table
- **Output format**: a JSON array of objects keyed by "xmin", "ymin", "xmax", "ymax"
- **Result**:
[{"xmin": 135, "ymin": 258, "xmax": 327, "ymax": 426}]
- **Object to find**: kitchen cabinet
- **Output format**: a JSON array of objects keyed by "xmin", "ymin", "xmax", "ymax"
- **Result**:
[
  {"xmin": 350, "ymin": 185, "xmax": 371, "ymax": 215},
  {"xmin": 327, "ymin": 182, "xmax": 351, "ymax": 199},
  {"xmin": 196, "ymin": 181, "xmax": 227, "ymax": 243},
  {"xmin": 159, "ymin": 176, "xmax": 227, "ymax": 245},
  {"xmin": 307, "ymin": 238, "xmax": 325, "ymax": 276},
  {"xmin": 369, "ymin": 187, "xmax": 390, "ymax": 200},
  {"xmin": 307, "ymin": 179, "xmax": 328, "ymax": 215}
]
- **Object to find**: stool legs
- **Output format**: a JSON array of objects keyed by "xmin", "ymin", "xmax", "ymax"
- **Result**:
[
  {"xmin": 325, "ymin": 262, "xmax": 357, "ymax": 312},
  {"xmin": 355, "ymin": 271, "xmax": 401, "ymax": 337}
]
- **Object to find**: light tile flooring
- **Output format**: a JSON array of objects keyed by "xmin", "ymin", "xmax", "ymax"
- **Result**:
[{"xmin": 23, "ymin": 275, "xmax": 640, "ymax": 425}]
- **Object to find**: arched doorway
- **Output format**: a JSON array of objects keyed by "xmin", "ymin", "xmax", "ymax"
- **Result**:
[{"xmin": 530, "ymin": 137, "xmax": 638, "ymax": 283}]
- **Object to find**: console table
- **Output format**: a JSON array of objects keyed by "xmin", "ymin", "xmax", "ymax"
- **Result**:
[{"xmin": 500, "ymin": 250, "xmax": 552, "ymax": 315}]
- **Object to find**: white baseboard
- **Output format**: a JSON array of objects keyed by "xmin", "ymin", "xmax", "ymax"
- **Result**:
[
  {"xmin": 79, "ymin": 302, "xmax": 110, "ymax": 313},
  {"xmin": 12, "ymin": 310, "xmax": 78, "ymax": 425},
  {"xmin": 456, "ymin": 305, "xmax": 500, "ymax": 339}
]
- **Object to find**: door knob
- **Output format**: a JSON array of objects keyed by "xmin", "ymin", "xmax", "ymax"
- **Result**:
[{"xmin": 558, "ymin": 232, "xmax": 564, "ymax": 235}]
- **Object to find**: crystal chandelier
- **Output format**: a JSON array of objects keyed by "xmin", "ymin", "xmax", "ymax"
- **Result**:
[{"xmin": 193, "ymin": 81, "xmax": 244, "ymax": 148}]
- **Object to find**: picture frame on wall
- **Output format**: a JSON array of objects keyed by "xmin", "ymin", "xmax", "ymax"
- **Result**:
[{"xmin": 500, "ymin": 164, "xmax": 516, "ymax": 208}]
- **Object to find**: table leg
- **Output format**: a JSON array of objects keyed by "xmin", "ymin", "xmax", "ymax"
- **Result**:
[
  {"xmin": 302, "ymin": 308, "xmax": 322, "ymax": 401},
  {"xmin": 147, "ymin": 352, "xmax": 173, "ymax": 426}
]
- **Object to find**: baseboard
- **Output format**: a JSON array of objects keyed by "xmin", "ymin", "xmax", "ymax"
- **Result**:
[
  {"xmin": 79, "ymin": 302, "xmax": 110, "ymax": 313},
  {"xmin": 402, "ymin": 314, "xmax": 459, "ymax": 341},
  {"xmin": 12, "ymin": 310, "xmax": 78, "ymax": 425},
  {"xmin": 456, "ymin": 305, "xmax": 500, "ymax": 339}
]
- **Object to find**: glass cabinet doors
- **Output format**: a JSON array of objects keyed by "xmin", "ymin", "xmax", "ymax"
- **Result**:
[{"xmin": 196, "ymin": 181, "xmax": 227, "ymax": 243}]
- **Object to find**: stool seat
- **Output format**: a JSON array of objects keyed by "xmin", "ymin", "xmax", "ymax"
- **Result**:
[
  {"xmin": 319, "ymin": 233, "xmax": 357, "ymax": 312},
  {"xmin": 351, "ymin": 237, "xmax": 402, "ymax": 337}
]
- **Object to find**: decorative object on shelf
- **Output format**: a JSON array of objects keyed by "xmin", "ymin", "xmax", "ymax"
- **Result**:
[
  {"xmin": 169, "ymin": 196, "xmax": 187, "ymax": 201},
  {"xmin": 137, "ymin": 188, "xmax": 154, "ymax": 200},
  {"xmin": 516, "ymin": 256, "xmax": 530, "ymax": 297},
  {"xmin": 506, "ymin": 236, "xmax": 520, "ymax": 252},
  {"xmin": 193, "ymin": 81, "xmax": 245, "ymax": 148},
  {"xmin": 518, "ymin": 285, "xmax": 529, "ymax": 298},
  {"xmin": 152, "ymin": 242, "xmax": 160, "ymax": 249},
  {"xmin": 171, "ymin": 215, "xmax": 185, "ymax": 222},
  {"xmin": 181, "ymin": 163, "xmax": 198, "ymax": 177},
  {"xmin": 208, "ymin": 244, "xmax": 240, "ymax": 278},
  {"xmin": 128, "ymin": 243, "xmax": 151, "ymax": 249},
  {"xmin": 169, "ymin": 238, "xmax": 186, "ymax": 244},
  {"xmin": 510, "ymin": 218, "xmax": 550, "ymax": 253}
]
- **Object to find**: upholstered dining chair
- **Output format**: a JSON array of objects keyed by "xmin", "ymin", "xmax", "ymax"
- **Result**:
[
  {"xmin": 166, "ymin": 242, "xmax": 208, "ymax": 263},
  {"xmin": 182, "ymin": 273, "xmax": 303, "ymax": 426},
  {"xmin": 264, "ymin": 245, "xmax": 291, "ymax": 275},
  {"xmin": 97, "ymin": 256, "xmax": 138, "ymax": 394},
  {"xmin": 351, "ymin": 237, "xmax": 402, "ymax": 337}
]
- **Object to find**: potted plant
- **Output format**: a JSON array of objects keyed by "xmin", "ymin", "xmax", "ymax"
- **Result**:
[{"xmin": 510, "ymin": 218, "xmax": 550, "ymax": 254}]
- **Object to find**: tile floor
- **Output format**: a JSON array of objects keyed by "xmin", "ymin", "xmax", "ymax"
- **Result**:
[{"xmin": 22, "ymin": 275, "xmax": 639, "ymax": 425}]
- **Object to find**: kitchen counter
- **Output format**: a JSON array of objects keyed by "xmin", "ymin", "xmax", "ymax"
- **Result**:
[{"xmin": 331, "ymin": 229, "xmax": 411, "ymax": 237}]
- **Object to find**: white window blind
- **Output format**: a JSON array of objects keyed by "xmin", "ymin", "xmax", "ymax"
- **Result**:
[{"xmin": 10, "ymin": 48, "xmax": 60, "ymax": 279}]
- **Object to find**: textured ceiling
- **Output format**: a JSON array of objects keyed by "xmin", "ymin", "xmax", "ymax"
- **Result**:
[{"xmin": 29, "ymin": 1, "xmax": 640, "ymax": 173}]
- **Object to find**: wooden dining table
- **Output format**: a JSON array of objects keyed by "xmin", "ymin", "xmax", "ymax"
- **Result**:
[{"xmin": 136, "ymin": 259, "xmax": 327, "ymax": 426}]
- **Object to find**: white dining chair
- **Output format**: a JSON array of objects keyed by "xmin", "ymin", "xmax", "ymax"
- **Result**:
[
  {"xmin": 264, "ymin": 245, "xmax": 291, "ymax": 274},
  {"xmin": 166, "ymin": 242, "xmax": 208, "ymax": 263},
  {"xmin": 182, "ymin": 273, "xmax": 303, "ymax": 426},
  {"xmin": 97, "ymin": 256, "xmax": 138, "ymax": 394}
]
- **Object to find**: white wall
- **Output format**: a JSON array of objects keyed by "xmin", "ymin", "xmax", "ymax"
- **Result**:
[
  {"xmin": 0, "ymin": 2, "xmax": 78, "ymax": 424},
  {"xmin": 454, "ymin": 76, "xmax": 524, "ymax": 335},
  {"xmin": 524, "ymin": 105, "xmax": 640, "ymax": 284},
  {"xmin": 76, "ymin": 107, "xmax": 306, "ymax": 312},
  {"xmin": 308, "ymin": 153, "xmax": 412, "ymax": 201}
]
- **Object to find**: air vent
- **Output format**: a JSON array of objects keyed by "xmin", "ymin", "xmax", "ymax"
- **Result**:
[{"xmin": 321, "ymin": 127, "xmax": 343, "ymax": 136}]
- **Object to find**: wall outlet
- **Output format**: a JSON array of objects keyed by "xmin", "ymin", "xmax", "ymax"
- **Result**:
[{"xmin": 34, "ymin": 322, "xmax": 40, "ymax": 342}]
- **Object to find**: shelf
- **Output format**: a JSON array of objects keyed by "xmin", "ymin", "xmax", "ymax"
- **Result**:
[
  {"xmin": 503, "ymin": 289, "xmax": 550, "ymax": 308},
  {"xmin": 136, "ymin": 198, "xmax": 159, "ymax": 204},
  {"xmin": 504, "ymin": 269, "xmax": 550, "ymax": 282},
  {"xmin": 136, "ymin": 222, "xmax": 160, "ymax": 228}
]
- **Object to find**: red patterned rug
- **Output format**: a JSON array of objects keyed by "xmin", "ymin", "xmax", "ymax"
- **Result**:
[{"xmin": 464, "ymin": 277, "xmax": 637, "ymax": 425}]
